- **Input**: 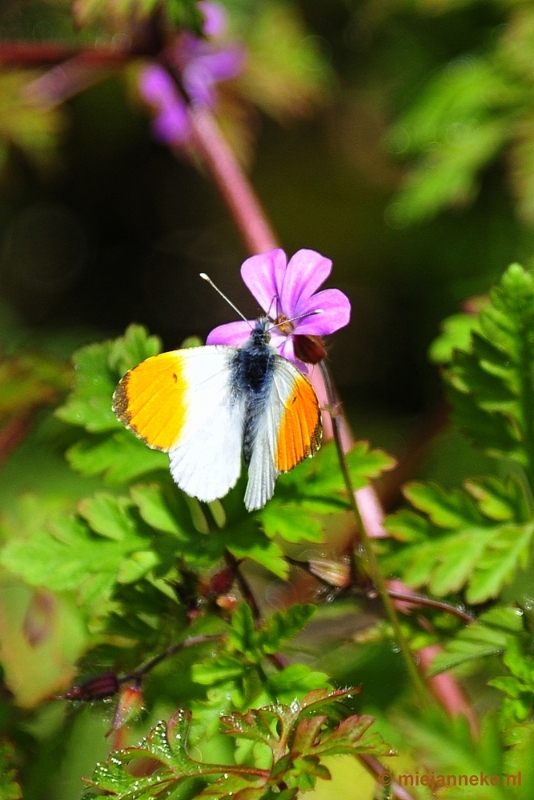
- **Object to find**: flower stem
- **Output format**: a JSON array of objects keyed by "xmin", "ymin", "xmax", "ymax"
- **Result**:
[
  {"xmin": 318, "ymin": 361, "xmax": 429, "ymax": 704},
  {"xmin": 190, "ymin": 107, "xmax": 278, "ymax": 255}
]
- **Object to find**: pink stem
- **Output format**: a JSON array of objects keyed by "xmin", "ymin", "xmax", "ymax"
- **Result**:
[{"xmin": 190, "ymin": 107, "xmax": 278, "ymax": 255}]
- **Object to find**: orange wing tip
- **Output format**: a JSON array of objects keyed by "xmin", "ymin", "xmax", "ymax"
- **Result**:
[{"xmin": 275, "ymin": 376, "xmax": 322, "ymax": 473}]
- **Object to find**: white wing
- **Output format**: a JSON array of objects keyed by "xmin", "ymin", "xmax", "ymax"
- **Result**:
[
  {"xmin": 168, "ymin": 347, "xmax": 246, "ymax": 504},
  {"xmin": 244, "ymin": 357, "xmax": 321, "ymax": 511}
]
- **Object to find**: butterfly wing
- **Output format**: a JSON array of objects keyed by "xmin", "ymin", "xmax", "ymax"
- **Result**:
[
  {"xmin": 244, "ymin": 356, "xmax": 322, "ymax": 511},
  {"xmin": 113, "ymin": 346, "xmax": 246, "ymax": 504}
]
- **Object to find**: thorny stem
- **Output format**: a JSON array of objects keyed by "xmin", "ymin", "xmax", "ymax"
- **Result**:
[{"xmin": 318, "ymin": 361, "xmax": 429, "ymax": 704}]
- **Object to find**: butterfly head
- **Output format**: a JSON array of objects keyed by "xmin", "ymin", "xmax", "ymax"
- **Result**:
[{"xmin": 248, "ymin": 316, "xmax": 272, "ymax": 348}]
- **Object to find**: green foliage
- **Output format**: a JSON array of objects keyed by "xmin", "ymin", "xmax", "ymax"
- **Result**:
[
  {"xmin": 227, "ymin": 603, "xmax": 316, "ymax": 663},
  {"xmin": 489, "ymin": 636, "xmax": 534, "ymax": 729},
  {"xmin": 426, "ymin": 605, "xmax": 526, "ymax": 676},
  {"xmin": 382, "ymin": 264, "xmax": 534, "ymax": 616},
  {"xmin": 82, "ymin": 690, "xmax": 392, "ymax": 800},
  {"xmin": 72, "ymin": 0, "xmax": 203, "ymax": 33},
  {"xmin": 381, "ymin": 2, "xmax": 534, "ymax": 225},
  {"xmin": 0, "ymin": 741, "xmax": 22, "ymax": 800},
  {"xmin": 0, "ymin": 72, "xmax": 64, "ymax": 176},
  {"xmin": 235, "ymin": 2, "xmax": 333, "ymax": 122},
  {"xmin": 394, "ymin": 708, "xmax": 533, "ymax": 800},
  {"xmin": 442, "ymin": 265, "xmax": 534, "ymax": 478},
  {"xmin": 382, "ymin": 477, "xmax": 534, "ymax": 603}
]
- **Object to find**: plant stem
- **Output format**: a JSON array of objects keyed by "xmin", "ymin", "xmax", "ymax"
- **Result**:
[
  {"xmin": 190, "ymin": 107, "xmax": 278, "ymax": 255},
  {"xmin": 319, "ymin": 361, "xmax": 429, "ymax": 704}
]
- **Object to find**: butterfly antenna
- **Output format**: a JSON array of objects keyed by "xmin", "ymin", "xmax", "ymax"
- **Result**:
[
  {"xmin": 269, "ymin": 309, "xmax": 323, "ymax": 331},
  {"xmin": 199, "ymin": 273, "xmax": 250, "ymax": 324}
]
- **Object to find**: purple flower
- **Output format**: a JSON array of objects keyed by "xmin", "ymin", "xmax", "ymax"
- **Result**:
[
  {"xmin": 138, "ymin": 2, "xmax": 245, "ymax": 146},
  {"xmin": 206, "ymin": 248, "xmax": 351, "ymax": 371}
]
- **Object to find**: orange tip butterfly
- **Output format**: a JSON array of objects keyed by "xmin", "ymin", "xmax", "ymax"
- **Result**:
[{"xmin": 112, "ymin": 282, "xmax": 322, "ymax": 511}]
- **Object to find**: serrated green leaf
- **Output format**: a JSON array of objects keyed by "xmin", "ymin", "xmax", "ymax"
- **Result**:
[
  {"xmin": 467, "ymin": 523, "xmax": 534, "ymax": 603},
  {"xmin": 259, "ymin": 502, "xmax": 323, "ymax": 543},
  {"xmin": 464, "ymin": 476, "xmax": 529, "ymax": 522},
  {"xmin": 78, "ymin": 492, "xmax": 138, "ymax": 540},
  {"xmin": 192, "ymin": 656, "xmax": 246, "ymax": 686},
  {"xmin": 228, "ymin": 604, "xmax": 316, "ymax": 663},
  {"xmin": 66, "ymin": 432, "xmax": 168, "ymax": 483},
  {"xmin": 267, "ymin": 664, "xmax": 331, "ymax": 703},
  {"xmin": 56, "ymin": 340, "xmax": 119, "ymax": 432},
  {"xmin": 429, "ymin": 310, "xmax": 485, "ymax": 364},
  {"xmin": 404, "ymin": 482, "xmax": 484, "ymax": 528},
  {"xmin": 216, "ymin": 521, "xmax": 288, "ymax": 579},
  {"xmin": 382, "ymin": 480, "xmax": 534, "ymax": 602},
  {"xmin": 427, "ymin": 606, "xmax": 526, "ymax": 676},
  {"xmin": 57, "ymin": 325, "xmax": 161, "ymax": 434},
  {"xmin": 442, "ymin": 264, "xmax": 534, "ymax": 484},
  {"xmin": 109, "ymin": 324, "xmax": 161, "ymax": 376},
  {"xmin": 130, "ymin": 483, "xmax": 189, "ymax": 536},
  {"xmin": 0, "ymin": 496, "xmax": 153, "ymax": 604}
]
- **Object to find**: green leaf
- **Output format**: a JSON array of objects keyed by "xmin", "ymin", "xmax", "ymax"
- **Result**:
[
  {"xmin": 383, "ymin": 479, "xmax": 534, "ymax": 603},
  {"xmin": 84, "ymin": 693, "xmax": 390, "ymax": 800},
  {"xmin": 78, "ymin": 492, "xmax": 138, "ymax": 540},
  {"xmin": 0, "ymin": 493, "xmax": 155, "ymax": 605},
  {"xmin": 267, "ymin": 664, "xmax": 332, "ymax": 703},
  {"xmin": 66, "ymin": 432, "xmax": 168, "ymax": 483},
  {"xmin": 192, "ymin": 656, "xmax": 246, "ymax": 686},
  {"xmin": 442, "ymin": 264, "xmax": 534, "ymax": 484},
  {"xmin": 429, "ymin": 309, "xmax": 485, "ymax": 364},
  {"xmin": 260, "ymin": 502, "xmax": 323, "ymax": 543},
  {"xmin": 228, "ymin": 603, "xmax": 316, "ymax": 663},
  {"xmin": 386, "ymin": 57, "xmax": 518, "ymax": 224},
  {"xmin": 130, "ymin": 483, "xmax": 187, "ymax": 536},
  {"xmin": 427, "ymin": 606, "xmax": 526, "ymax": 676},
  {"xmin": 56, "ymin": 325, "xmax": 160, "ymax": 434},
  {"xmin": 260, "ymin": 441, "xmax": 394, "ymax": 544}
]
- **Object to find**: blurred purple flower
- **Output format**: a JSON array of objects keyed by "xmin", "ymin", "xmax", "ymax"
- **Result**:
[
  {"xmin": 207, "ymin": 248, "xmax": 351, "ymax": 371},
  {"xmin": 138, "ymin": 1, "xmax": 244, "ymax": 145}
]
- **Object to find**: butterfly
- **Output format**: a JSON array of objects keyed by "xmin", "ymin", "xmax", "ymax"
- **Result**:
[{"xmin": 112, "ymin": 315, "xmax": 322, "ymax": 511}]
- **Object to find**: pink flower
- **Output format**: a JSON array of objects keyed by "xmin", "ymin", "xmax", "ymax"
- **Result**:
[
  {"xmin": 138, "ymin": 2, "xmax": 244, "ymax": 146},
  {"xmin": 207, "ymin": 248, "xmax": 351, "ymax": 371}
]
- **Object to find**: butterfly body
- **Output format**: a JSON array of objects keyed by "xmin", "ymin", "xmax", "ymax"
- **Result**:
[{"xmin": 113, "ymin": 318, "xmax": 322, "ymax": 510}]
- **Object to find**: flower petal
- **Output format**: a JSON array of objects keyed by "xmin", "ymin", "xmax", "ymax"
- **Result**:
[
  {"xmin": 206, "ymin": 320, "xmax": 253, "ymax": 346},
  {"xmin": 293, "ymin": 288, "xmax": 351, "ymax": 336},
  {"xmin": 280, "ymin": 249, "xmax": 333, "ymax": 315},
  {"xmin": 241, "ymin": 249, "xmax": 288, "ymax": 314}
]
